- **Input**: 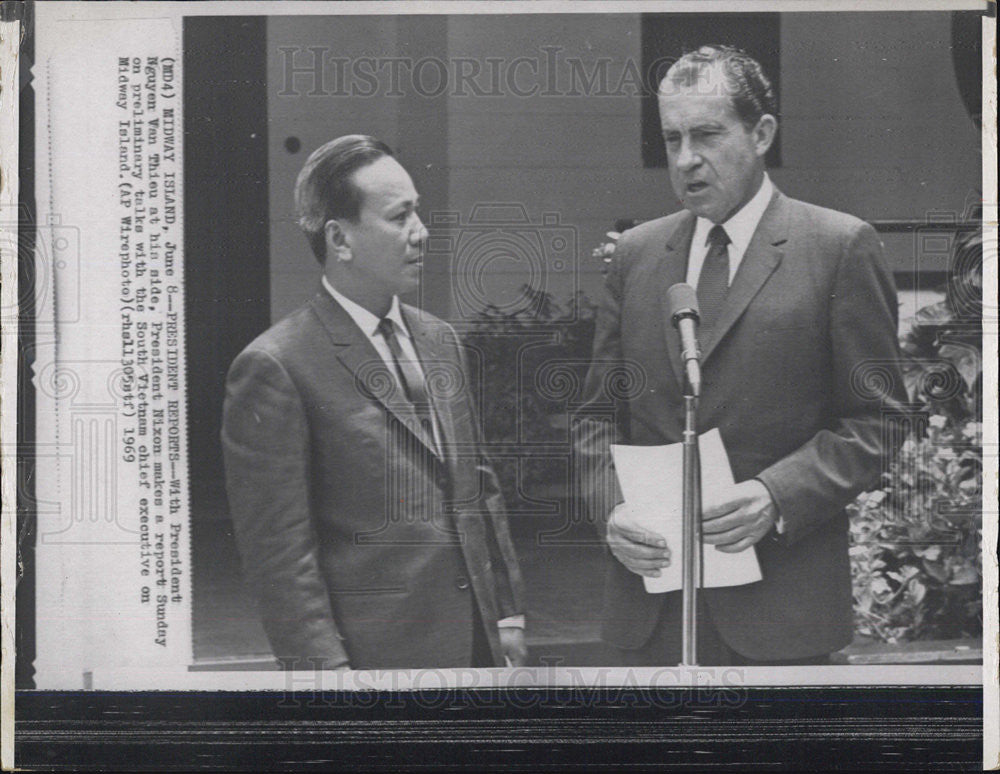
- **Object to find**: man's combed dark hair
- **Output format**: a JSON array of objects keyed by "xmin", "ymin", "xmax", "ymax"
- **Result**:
[
  {"xmin": 295, "ymin": 135, "xmax": 395, "ymax": 263},
  {"xmin": 662, "ymin": 45, "xmax": 777, "ymax": 128}
]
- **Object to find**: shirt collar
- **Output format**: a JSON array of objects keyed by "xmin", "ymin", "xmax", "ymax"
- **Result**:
[
  {"xmin": 321, "ymin": 275, "xmax": 410, "ymax": 340},
  {"xmin": 693, "ymin": 173, "xmax": 774, "ymax": 258}
]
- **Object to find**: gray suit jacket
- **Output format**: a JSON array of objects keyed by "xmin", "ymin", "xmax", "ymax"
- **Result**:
[
  {"xmin": 222, "ymin": 291, "xmax": 525, "ymax": 669},
  {"xmin": 574, "ymin": 189, "xmax": 907, "ymax": 659}
]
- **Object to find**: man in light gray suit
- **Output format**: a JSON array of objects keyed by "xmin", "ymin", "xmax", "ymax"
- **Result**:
[
  {"xmin": 222, "ymin": 136, "xmax": 526, "ymax": 670},
  {"xmin": 574, "ymin": 46, "xmax": 906, "ymax": 665}
]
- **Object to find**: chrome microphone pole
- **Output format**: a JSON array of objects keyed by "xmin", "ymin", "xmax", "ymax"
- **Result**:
[
  {"xmin": 666, "ymin": 283, "xmax": 704, "ymax": 667},
  {"xmin": 681, "ymin": 392, "xmax": 701, "ymax": 667}
]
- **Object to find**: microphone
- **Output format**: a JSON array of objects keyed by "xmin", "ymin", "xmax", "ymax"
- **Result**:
[{"xmin": 666, "ymin": 283, "xmax": 702, "ymax": 397}]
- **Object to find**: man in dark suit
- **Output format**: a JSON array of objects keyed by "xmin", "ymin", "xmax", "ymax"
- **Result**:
[
  {"xmin": 573, "ymin": 46, "xmax": 906, "ymax": 665},
  {"xmin": 222, "ymin": 135, "xmax": 526, "ymax": 670}
]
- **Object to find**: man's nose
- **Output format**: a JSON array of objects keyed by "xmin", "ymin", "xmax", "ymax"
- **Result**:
[
  {"xmin": 410, "ymin": 217, "xmax": 428, "ymax": 245},
  {"xmin": 675, "ymin": 139, "xmax": 700, "ymax": 171}
]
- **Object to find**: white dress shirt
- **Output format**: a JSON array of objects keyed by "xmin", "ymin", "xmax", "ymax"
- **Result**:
[
  {"xmin": 322, "ymin": 277, "xmax": 525, "ymax": 630},
  {"xmin": 686, "ymin": 174, "xmax": 774, "ymax": 287}
]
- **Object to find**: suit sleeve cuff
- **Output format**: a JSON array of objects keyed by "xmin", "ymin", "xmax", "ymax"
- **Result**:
[{"xmin": 753, "ymin": 476, "xmax": 785, "ymax": 539}]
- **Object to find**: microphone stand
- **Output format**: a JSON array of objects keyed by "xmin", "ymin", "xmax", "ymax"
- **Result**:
[
  {"xmin": 666, "ymin": 283, "xmax": 705, "ymax": 667},
  {"xmin": 680, "ymin": 391, "xmax": 702, "ymax": 667}
]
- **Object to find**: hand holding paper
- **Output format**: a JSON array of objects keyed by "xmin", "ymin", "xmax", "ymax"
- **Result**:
[
  {"xmin": 606, "ymin": 504, "xmax": 672, "ymax": 579},
  {"xmin": 610, "ymin": 429, "xmax": 763, "ymax": 594},
  {"xmin": 702, "ymin": 478, "xmax": 779, "ymax": 553}
]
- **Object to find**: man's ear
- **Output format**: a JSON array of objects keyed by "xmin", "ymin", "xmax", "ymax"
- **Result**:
[
  {"xmin": 324, "ymin": 219, "xmax": 351, "ymax": 262},
  {"xmin": 752, "ymin": 114, "xmax": 778, "ymax": 158}
]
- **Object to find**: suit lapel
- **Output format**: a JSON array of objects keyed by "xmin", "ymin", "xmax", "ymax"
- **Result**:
[
  {"xmin": 701, "ymin": 191, "xmax": 788, "ymax": 364},
  {"xmin": 659, "ymin": 213, "xmax": 696, "ymax": 391},
  {"xmin": 309, "ymin": 292, "xmax": 440, "ymax": 458}
]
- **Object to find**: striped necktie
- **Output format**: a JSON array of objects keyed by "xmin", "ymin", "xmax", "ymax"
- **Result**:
[{"xmin": 697, "ymin": 224, "xmax": 731, "ymax": 333}]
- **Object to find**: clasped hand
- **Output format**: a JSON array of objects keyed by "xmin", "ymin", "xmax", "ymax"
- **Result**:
[
  {"xmin": 607, "ymin": 479, "xmax": 778, "ymax": 577},
  {"xmin": 499, "ymin": 626, "xmax": 528, "ymax": 667}
]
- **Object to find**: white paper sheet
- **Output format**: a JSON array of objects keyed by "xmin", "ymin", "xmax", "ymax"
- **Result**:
[{"xmin": 611, "ymin": 429, "xmax": 763, "ymax": 594}]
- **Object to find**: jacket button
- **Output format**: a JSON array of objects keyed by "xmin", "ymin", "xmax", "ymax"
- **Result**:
[{"xmin": 456, "ymin": 575, "xmax": 470, "ymax": 590}]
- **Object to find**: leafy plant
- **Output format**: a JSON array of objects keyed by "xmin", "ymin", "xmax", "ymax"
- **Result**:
[
  {"xmin": 849, "ymin": 215, "xmax": 983, "ymax": 643},
  {"xmin": 462, "ymin": 286, "xmax": 596, "ymax": 507}
]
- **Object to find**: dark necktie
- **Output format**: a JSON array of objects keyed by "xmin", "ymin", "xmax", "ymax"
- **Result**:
[
  {"xmin": 697, "ymin": 224, "xmax": 731, "ymax": 333},
  {"xmin": 376, "ymin": 317, "xmax": 439, "ymax": 454}
]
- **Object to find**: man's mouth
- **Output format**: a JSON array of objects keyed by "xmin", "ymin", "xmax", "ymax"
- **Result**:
[{"xmin": 686, "ymin": 181, "xmax": 709, "ymax": 194}]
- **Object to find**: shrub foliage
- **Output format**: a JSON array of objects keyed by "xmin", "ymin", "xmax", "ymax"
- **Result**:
[{"xmin": 849, "ymin": 219, "xmax": 983, "ymax": 643}]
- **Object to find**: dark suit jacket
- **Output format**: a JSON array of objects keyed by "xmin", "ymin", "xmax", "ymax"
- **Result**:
[
  {"xmin": 222, "ymin": 291, "xmax": 525, "ymax": 669},
  {"xmin": 573, "ymin": 189, "xmax": 907, "ymax": 660}
]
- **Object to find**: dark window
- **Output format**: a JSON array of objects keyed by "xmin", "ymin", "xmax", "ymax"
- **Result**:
[{"xmin": 184, "ymin": 16, "xmax": 271, "ymax": 511}]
